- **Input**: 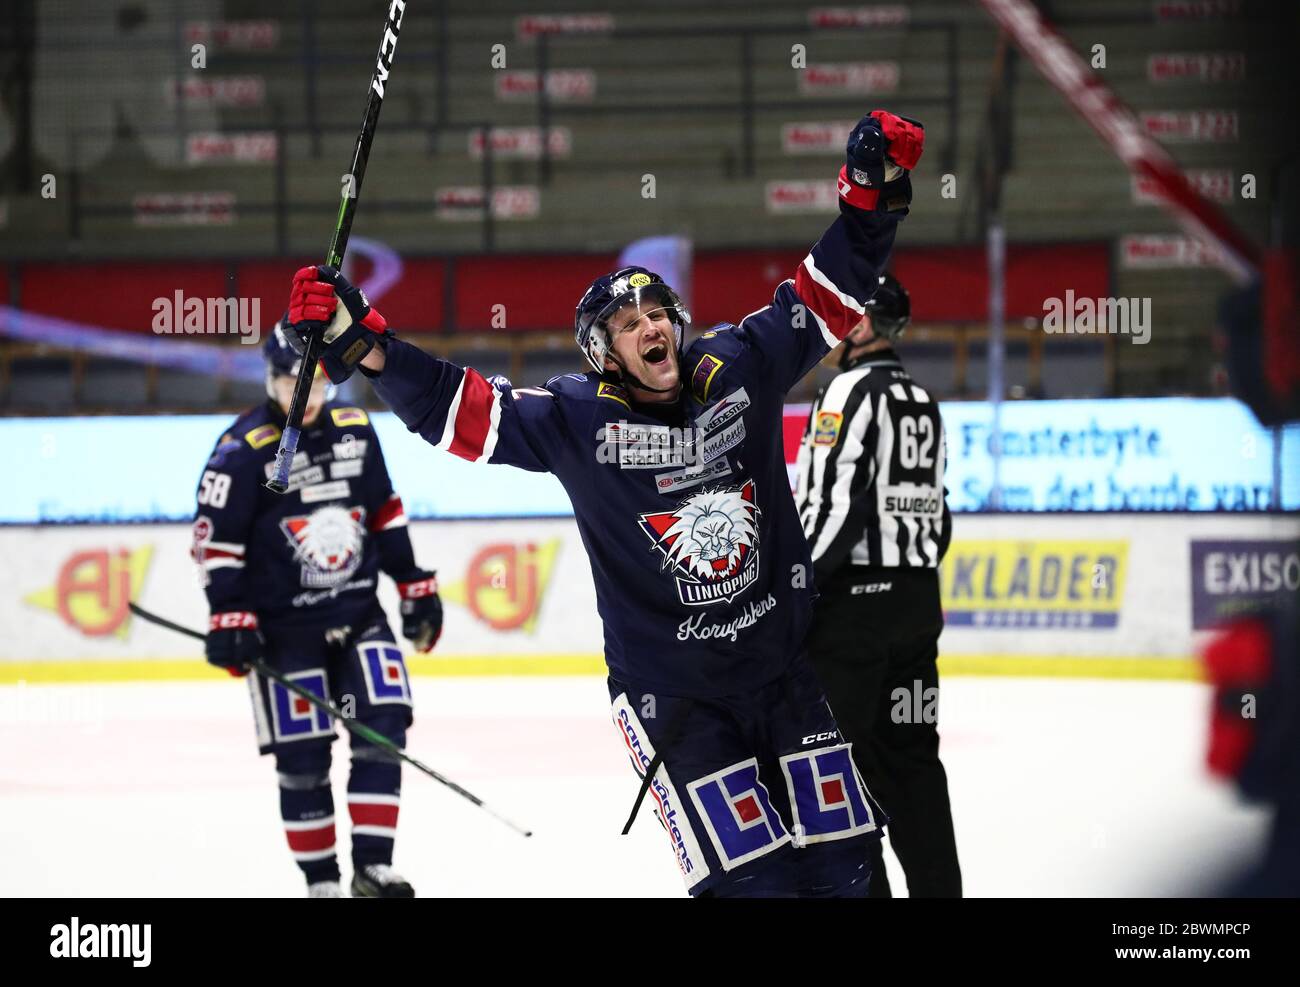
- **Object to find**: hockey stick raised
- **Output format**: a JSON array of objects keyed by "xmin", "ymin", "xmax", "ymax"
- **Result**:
[
  {"xmin": 267, "ymin": 0, "xmax": 408, "ymax": 494},
  {"xmin": 128, "ymin": 602, "xmax": 533, "ymax": 838}
]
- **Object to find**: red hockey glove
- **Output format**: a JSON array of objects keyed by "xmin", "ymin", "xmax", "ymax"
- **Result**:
[
  {"xmin": 840, "ymin": 110, "xmax": 926, "ymax": 214},
  {"xmin": 285, "ymin": 265, "xmax": 392, "ymax": 383}
]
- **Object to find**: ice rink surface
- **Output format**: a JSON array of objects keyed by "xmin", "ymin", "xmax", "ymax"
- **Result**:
[{"xmin": 0, "ymin": 675, "xmax": 1270, "ymax": 898}]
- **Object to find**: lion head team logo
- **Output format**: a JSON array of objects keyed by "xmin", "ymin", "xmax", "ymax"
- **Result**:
[
  {"xmin": 280, "ymin": 505, "xmax": 367, "ymax": 588},
  {"xmin": 638, "ymin": 481, "xmax": 761, "ymax": 607}
]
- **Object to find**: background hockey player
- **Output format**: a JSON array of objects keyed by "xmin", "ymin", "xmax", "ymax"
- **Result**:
[
  {"xmin": 284, "ymin": 110, "xmax": 924, "ymax": 897},
  {"xmin": 193, "ymin": 325, "xmax": 444, "ymax": 898},
  {"xmin": 795, "ymin": 273, "xmax": 962, "ymax": 896}
]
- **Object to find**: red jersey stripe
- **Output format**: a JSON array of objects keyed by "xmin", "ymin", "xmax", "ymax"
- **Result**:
[
  {"xmin": 794, "ymin": 262, "xmax": 860, "ymax": 340},
  {"xmin": 448, "ymin": 369, "xmax": 496, "ymax": 462},
  {"xmin": 367, "ymin": 494, "xmax": 406, "ymax": 532}
]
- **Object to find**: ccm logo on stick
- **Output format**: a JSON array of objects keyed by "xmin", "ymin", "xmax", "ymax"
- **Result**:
[{"xmin": 371, "ymin": 1, "xmax": 406, "ymax": 98}]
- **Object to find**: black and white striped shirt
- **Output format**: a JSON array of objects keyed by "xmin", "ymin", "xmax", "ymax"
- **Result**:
[{"xmin": 795, "ymin": 348, "xmax": 951, "ymax": 575}]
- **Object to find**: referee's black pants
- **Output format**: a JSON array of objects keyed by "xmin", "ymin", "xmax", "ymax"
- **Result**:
[{"xmin": 805, "ymin": 566, "xmax": 962, "ymax": 898}]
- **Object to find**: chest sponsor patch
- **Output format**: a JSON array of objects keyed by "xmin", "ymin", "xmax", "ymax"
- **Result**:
[
  {"xmin": 605, "ymin": 422, "xmax": 679, "ymax": 469},
  {"xmin": 332, "ymin": 437, "xmax": 368, "ymax": 461},
  {"xmin": 812, "ymin": 410, "xmax": 843, "ymax": 446},
  {"xmin": 599, "ymin": 416, "xmax": 746, "ymax": 471},
  {"xmin": 300, "ymin": 479, "xmax": 352, "ymax": 504},
  {"xmin": 654, "ymin": 457, "xmax": 734, "ymax": 495},
  {"xmin": 262, "ymin": 453, "xmax": 320, "ymax": 491},
  {"xmin": 694, "ymin": 387, "xmax": 751, "ymax": 432},
  {"xmin": 697, "ymin": 417, "xmax": 745, "ymax": 464},
  {"xmin": 330, "ymin": 459, "xmax": 365, "ymax": 479},
  {"xmin": 638, "ymin": 480, "xmax": 761, "ymax": 607}
]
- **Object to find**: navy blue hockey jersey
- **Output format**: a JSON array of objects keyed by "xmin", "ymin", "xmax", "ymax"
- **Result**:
[
  {"xmin": 371, "ymin": 203, "xmax": 903, "ymax": 698},
  {"xmin": 193, "ymin": 401, "xmax": 420, "ymax": 630}
]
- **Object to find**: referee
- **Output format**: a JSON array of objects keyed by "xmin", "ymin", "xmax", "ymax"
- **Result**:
[{"xmin": 796, "ymin": 272, "xmax": 961, "ymax": 898}]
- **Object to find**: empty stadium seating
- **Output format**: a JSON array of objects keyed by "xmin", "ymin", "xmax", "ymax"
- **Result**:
[{"xmin": 0, "ymin": 0, "xmax": 1286, "ymax": 410}]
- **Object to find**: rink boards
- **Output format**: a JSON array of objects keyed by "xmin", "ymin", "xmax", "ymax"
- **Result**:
[{"xmin": 1, "ymin": 513, "xmax": 1296, "ymax": 682}]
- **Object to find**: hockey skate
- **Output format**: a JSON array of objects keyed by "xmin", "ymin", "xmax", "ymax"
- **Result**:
[
  {"xmin": 307, "ymin": 880, "xmax": 343, "ymax": 898},
  {"xmin": 351, "ymin": 863, "xmax": 415, "ymax": 898}
]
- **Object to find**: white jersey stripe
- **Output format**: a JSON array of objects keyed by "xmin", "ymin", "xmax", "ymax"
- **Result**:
[
  {"xmin": 203, "ymin": 557, "xmax": 245, "ymax": 571},
  {"xmin": 478, "ymin": 388, "xmax": 504, "ymax": 463},
  {"xmin": 434, "ymin": 373, "xmax": 468, "ymax": 452}
]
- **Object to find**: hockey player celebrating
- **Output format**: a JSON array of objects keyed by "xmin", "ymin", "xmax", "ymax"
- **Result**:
[
  {"xmin": 193, "ymin": 325, "xmax": 444, "ymax": 898},
  {"xmin": 285, "ymin": 110, "xmax": 924, "ymax": 897}
]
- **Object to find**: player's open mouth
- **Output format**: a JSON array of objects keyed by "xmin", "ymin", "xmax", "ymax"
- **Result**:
[{"xmin": 642, "ymin": 343, "xmax": 669, "ymax": 365}]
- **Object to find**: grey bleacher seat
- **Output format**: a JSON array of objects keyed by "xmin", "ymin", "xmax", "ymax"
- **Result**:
[
  {"xmin": 4, "ymin": 357, "xmax": 75, "ymax": 411},
  {"xmin": 898, "ymin": 343, "xmax": 957, "ymax": 400},
  {"xmin": 228, "ymin": 378, "xmax": 268, "ymax": 408},
  {"xmin": 81, "ymin": 359, "xmax": 150, "ymax": 409},
  {"xmin": 1041, "ymin": 343, "xmax": 1107, "ymax": 399},
  {"xmin": 964, "ymin": 343, "xmax": 1031, "ymax": 400},
  {"xmin": 154, "ymin": 370, "xmax": 224, "ymax": 409}
]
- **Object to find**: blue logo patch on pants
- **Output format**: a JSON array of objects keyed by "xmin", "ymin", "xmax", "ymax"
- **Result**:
[
  {"xmin": 687, "ymin": 758, "xmax": 790, "ymax": 870},
  {"xmin": 780, "ymin": 744, "xmax": 878, "ymax": 844},
  {"xmin": 357, "ymin": 641, "xmax": 412, "ymax": 706},
  {"xmin": 268, "ymin": 668, "xmax": 334, "ymax": 744}
]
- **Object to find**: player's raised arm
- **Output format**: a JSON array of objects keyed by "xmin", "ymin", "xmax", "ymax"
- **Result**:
[
  {"xmin": 739, "ymin": 109, "xmax": 925, "ymax": 394},
  {"xmin": 283, "ymin": 265, "xmax": 564, "ymax": 474}
]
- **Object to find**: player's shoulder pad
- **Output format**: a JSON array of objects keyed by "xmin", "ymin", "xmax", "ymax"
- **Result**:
[
  {"xmin": 206, "ymin": 430, "xmax": 245, "ymax": 468},
  {"xmin": 681, "ymin": 324, "xmax": 744, "ymax": 404},
  {"xmin": 204, "ymin": 406, "xmax": 269, "ymax": 467},
  {"xmin": 231, "ymin": 404, "xmax": 278, "ymax": 451}
]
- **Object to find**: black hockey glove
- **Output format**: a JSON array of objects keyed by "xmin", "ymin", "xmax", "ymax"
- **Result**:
[
  {"xmin": 396, "ymin": 573, "xmax": 443, "ymax": 653},
  {"xmin": 206, "ymin": 611, "xmax": 265, "ymax": 677}
]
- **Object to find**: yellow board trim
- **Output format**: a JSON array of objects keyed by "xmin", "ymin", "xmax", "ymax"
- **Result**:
[
  {"xmin": 936, "ymin": 655, "xmax": 1203, "ymax": 682},
  {"xmin": 0, "ymin": 654, "xmax": 1202, "ymax": 684}
]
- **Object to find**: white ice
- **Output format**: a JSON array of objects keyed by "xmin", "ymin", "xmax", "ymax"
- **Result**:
[{"xmin": 0, "ymin": 675, "xmax": 1271, "ymax": 897}]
